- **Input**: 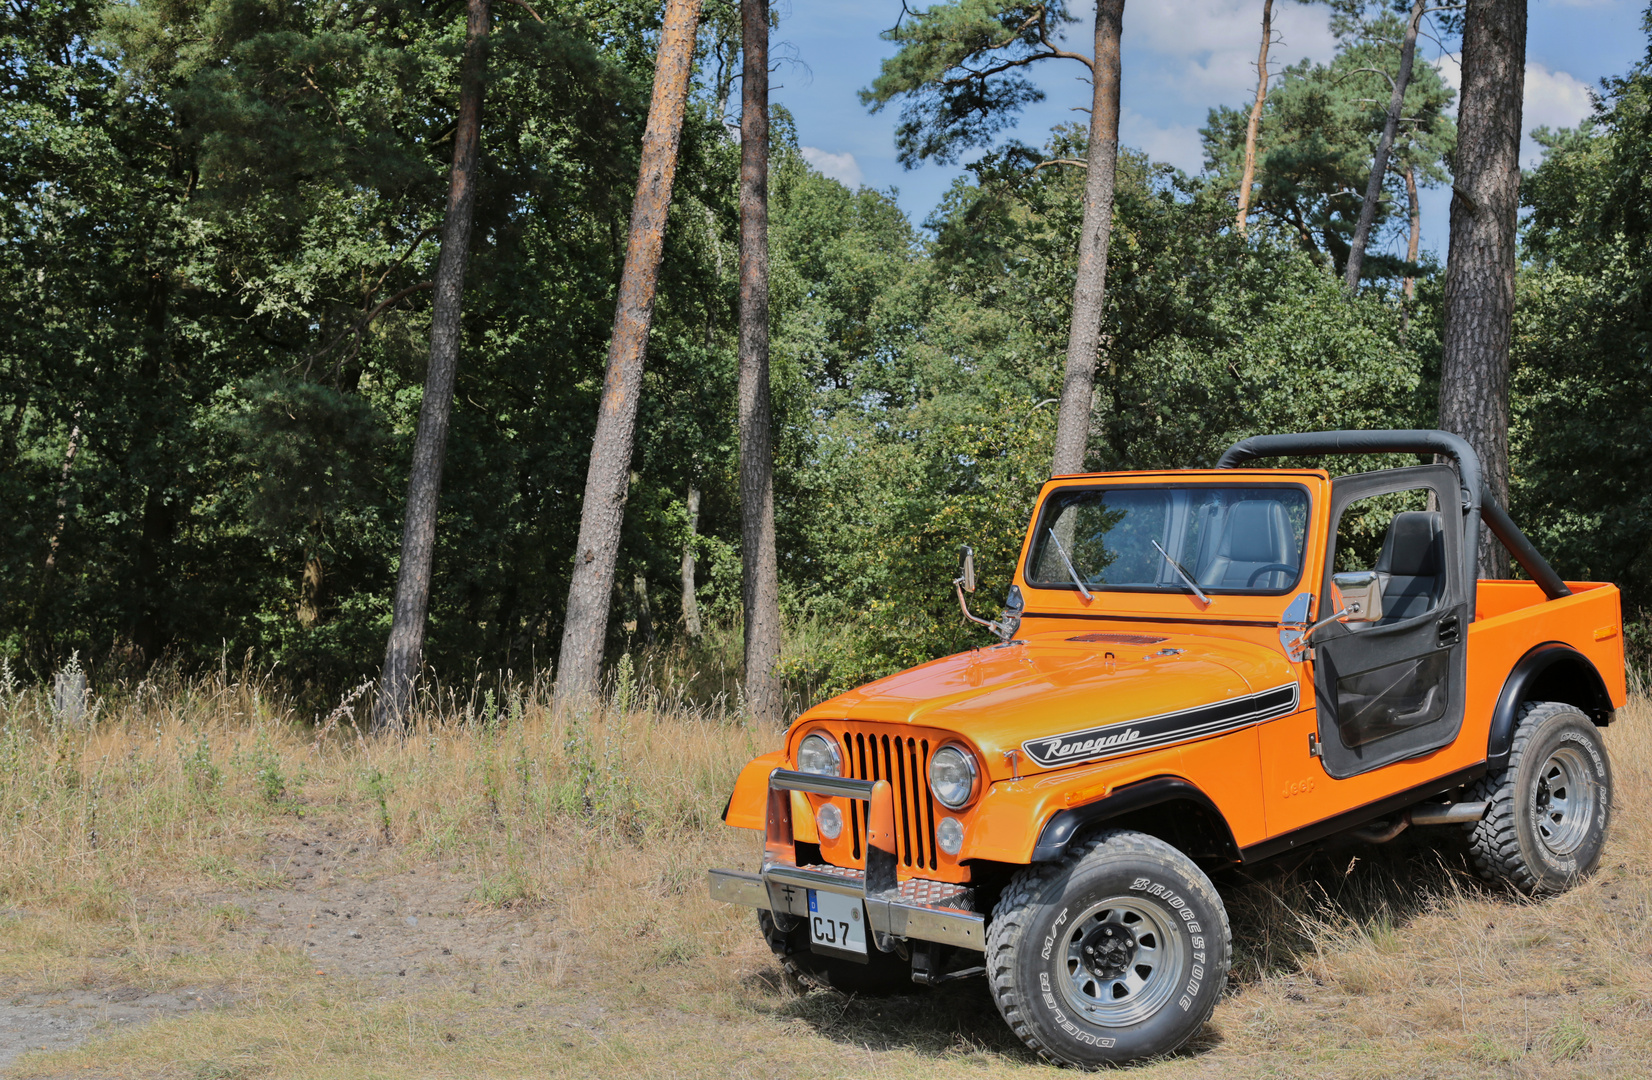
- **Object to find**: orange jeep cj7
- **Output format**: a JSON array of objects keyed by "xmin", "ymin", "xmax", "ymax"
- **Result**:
[{"xmin": 708, "ymin": 430, "xmax": 1625, "ymax": 1066}]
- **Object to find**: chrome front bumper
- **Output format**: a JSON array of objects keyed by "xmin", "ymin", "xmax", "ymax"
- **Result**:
[{"xmin": 706, "ymin": 768, "xmax": 985, "ymax": 952}]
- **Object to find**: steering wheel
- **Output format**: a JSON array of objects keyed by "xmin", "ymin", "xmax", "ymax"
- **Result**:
[{"xmin": 1246, "ymin": 563, "xmax": 1297, "ymax": 587}]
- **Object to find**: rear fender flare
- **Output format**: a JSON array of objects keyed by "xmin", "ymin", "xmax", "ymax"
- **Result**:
[
  {"xmin": 1030, "ymin": 777, "xmax": 1241, "ymax": 864},
  {"xmin": 1487, "ymin": 643, "xmax": 1614, "ymax": 771}
]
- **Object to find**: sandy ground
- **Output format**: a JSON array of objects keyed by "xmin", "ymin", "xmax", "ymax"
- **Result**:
[{"xmin": 0, "ymin": 822, "xmax": 564, "ymax": 1076}]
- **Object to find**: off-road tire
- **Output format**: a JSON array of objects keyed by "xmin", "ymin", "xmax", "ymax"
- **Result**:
[
  {"xmin": 1466, "ymin": 701, "xmax": 1612, "ymax": 896},
  {"xmin": 985, "ymin": 830, "xmax": 1231, "ymax": 1068},
  {"xmin": 756, "ymin": 910, "xmax": 914, "ymax": 996}
]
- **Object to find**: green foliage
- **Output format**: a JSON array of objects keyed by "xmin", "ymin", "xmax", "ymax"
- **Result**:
[
  {"xmin": 4, "ymin": 0, "xmax": 1648, "ymax": 714},
  {"xmin": 1202, "ymin": 9, "xmax": 1456, "ymax": 281},
  {"xmin": 1513, "ymin": 14, "xmax": 1652, "ymax": 635},
  {"xmin": 860, "ymin": 1, "xmax": 1084, "ymax": 167}
]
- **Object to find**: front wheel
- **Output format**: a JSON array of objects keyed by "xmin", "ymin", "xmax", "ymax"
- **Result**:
[
  {"xmin": 756, "ymin": 910, "xmax": 914, "ymax": 996},
  {"xmin": 986, "ymin": 830, "xmax": 1231, "ymax": 1067}
]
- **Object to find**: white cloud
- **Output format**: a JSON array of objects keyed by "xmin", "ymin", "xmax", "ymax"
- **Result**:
[
  {"xmin": 799, "ymin": 146, "xmax": 864, "ymax": 188},
  {"xmin": 1120, "ymin": 109, "xmax": 1205, "ymax": 173},
  {"xmin": 1523, "ymin": 63, "xmax": 1594, "ymax": 131},
  {"xmin": 1103, "ymin": 0, "xmax": 1338, "ymax": 104},
  {"xmin": 1434, "ymin": 56, "xmax": 1594, "ymax": 165}
]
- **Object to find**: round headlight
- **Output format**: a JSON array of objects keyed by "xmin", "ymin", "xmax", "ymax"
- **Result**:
[
  {"xmin": 929, "ymin": 745, "xmax": 978, "ymax": 810},
  {"xmin": 796, "ymin": 733, "xmax": 841, "ymax": 777}
]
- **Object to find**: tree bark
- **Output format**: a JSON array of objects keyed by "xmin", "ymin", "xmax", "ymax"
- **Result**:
[
  {"xmin": 1234, "ymin": 0, "xmax": 1273, "ymax": 235},
  {"xmin": 1438, "ymin": 0, "xmax": 1525, "ymax": 578},
  {"xmin": 41, "ymin": 417, "xmax": 81, "ymax": 576},
  {"xmin": 298, "ymin": 554, "xmax": 324, "ymax": 629},
  {"xmin": 554, "ymin": 0, "xmax": 703, "ymax": 707},
  {"xmin": 1401, "ymin": 160, "xmax": 1421, "ymax": 338},
  {"xmin": 1403, "ymin": 161, "xmax": 1421, "ymax": 302},
  {"xmin": 1344, "ymin": 0, "xmax": 1426, "ymax": 290},
  {"xmin": 1050, "ymin": 0, "xmax": 1125, "ymax": 477},
  {"xmin": 632, "ymin": 567, "xmax": 655, "ymax": 644},
  {"xmin": 680, "ymin": 482, "xmax": 702, "ymax": 637},
  {"xmin": 373, "ymin": 0, "xmax": 491, "ymax": 730},
  {"xmin": 1050, "ymin": 0, "xmax": 1129, "ymax": 478},
  {"xmin": 739, "ymin": 0, "xmax": 783, "ymax": 725}
]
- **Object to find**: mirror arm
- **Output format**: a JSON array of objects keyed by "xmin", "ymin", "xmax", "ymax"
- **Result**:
[
  {"xmin": 954, "ymin": 578, "xmax": 1013, "ymax": 641},
  {"xmin": 1286, "ymin": 602, "xmax": 1363, "ymax": 658}
]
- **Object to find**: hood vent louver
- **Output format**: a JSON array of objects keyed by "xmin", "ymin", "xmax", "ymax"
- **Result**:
[{"xmin": 1066, "ymin": 632, "xmax": 1168, "ymax": 645}]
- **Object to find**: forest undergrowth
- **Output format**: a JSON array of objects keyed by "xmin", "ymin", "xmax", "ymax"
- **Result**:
[{"xmin": 0, "ymin": 664, "xmax": 1648, "ymax": 1078}]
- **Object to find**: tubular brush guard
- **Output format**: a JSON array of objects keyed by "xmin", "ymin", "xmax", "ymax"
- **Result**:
[{"xmin": 706, "ymin": 769, "xmax": 984, "ymax": 953}]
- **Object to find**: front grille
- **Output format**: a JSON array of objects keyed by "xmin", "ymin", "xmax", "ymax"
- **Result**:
[{"xmin": 838, "ymin": 729, "xmax": 939, "ymax": 872}]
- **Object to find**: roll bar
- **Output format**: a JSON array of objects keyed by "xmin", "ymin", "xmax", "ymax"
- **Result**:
[{"xmin": 1215, "ymin": 429, "xmax": 1570, "ymax": 600}]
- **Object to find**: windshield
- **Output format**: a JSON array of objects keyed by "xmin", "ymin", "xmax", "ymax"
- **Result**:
[{"xmin": 1026, "ymin": 485, "xmax": 1310, "ymax": 595}]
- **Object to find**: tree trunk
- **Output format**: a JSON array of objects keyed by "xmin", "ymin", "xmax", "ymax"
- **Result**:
[
  {"xmin": 681, "ymin": 482, "xmax": 702, "ymax": 637},
  {"xmin": 1438, "ymin": 0, "xmax": 1525, "ymax": 578},
  {"xmin": 1403, "ymin": 161, "xmax": 1421, "ymax": 302},
  {"xmin": 373, "ymin": 0, "xmax": 491, "ymax": 730},
  {"xmin": 1234, "ymin": 0, "xmax": 1273, "ymax": 235},
  {"xmin": 41, "ymin": 417, "xmax": 81, "ymax": 576},
  {"xmin": 1, "ymin": 384, "xmax": 29, "ymax": 471},
  {"xmin": 1050, "ymin": 0, "xmax": 1125, "ymax": 477},
  {"xmin": 554, "ymin": 0, "xmax": 704, "ymax": 707},
  {"xmin": 131, "ymin": 269, "xmax": 173, "ymax": 666},
  {"xmin": 739, "ymin": 0, "xmax": 783, "ymax": 725},
  {"xmin": 1344, "ymin": 0, "xmax": 1426, "ymax": 290},
  {"xmin": 298, "ymin": 554, "xmax": 324, "ymax": 629},
  {"xmin": 632, "ymin": 568, "xmax": 655, "ymax": 644},
  {"xmin": 1401, "ymin": 161, "xmax": 1421, "ymax": 338}
]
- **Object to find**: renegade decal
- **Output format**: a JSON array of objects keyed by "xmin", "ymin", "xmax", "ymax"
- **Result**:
[{"xmin": 1020, "ymin": 683, "xmax": 1300, "ymax": 767}]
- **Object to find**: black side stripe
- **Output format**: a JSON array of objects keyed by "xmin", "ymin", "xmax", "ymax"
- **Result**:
[{"xmin": 1021, "ymin": 683, "xmax": 1300, "ymax": 767}]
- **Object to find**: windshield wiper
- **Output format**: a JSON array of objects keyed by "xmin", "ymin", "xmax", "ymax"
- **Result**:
[
  {"xmin": 1151, "ymin": 539, "xmax": 1211, "ymax": 606},
  {"xmin": 1046, "ymin": 529, "xmax": 1094, "ymax": 600}
]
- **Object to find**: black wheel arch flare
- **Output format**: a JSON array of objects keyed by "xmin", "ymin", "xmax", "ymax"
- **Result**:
[
  {"xmin": 1487, "ymin": 642, "xmax": 1615, "ymax": 771},
  {"xmin": 1031, "ymin": 777, "xmax": 1242, "ymax": 865}
]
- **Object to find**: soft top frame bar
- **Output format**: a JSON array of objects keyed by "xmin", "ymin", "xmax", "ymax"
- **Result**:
[{"xmin": 1215, "ymin": 429, "xmax": 1570, "ymax": 600}]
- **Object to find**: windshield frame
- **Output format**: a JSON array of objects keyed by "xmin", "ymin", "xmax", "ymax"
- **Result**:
[{"xmin": 1021, "ymin": 482, "xmax": 1314, "ymax": 598}]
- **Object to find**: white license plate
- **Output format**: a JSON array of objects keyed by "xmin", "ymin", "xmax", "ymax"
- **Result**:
[{"xmin": 807, "ymin": 889, "xmax": 866, "ymax": 954}]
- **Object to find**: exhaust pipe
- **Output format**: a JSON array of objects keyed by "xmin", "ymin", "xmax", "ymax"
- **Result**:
[
  {"xmin": 1349, "ymin": 800, "xmax": 1489, "ymax": 845},
  {"xmin": 1408, "ymin": 800, "xmax": 1488, "ymax": 827}
]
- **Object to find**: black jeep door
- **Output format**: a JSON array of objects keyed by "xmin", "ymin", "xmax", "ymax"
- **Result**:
[{"xmin": 1313, "ymin": 465, "xmax": 1470, "ymax": 779}]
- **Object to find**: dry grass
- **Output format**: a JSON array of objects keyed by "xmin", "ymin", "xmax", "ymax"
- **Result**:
[{"xmin": 1, "ymin": 668, "xmax": 1649, "ymax": 1078}]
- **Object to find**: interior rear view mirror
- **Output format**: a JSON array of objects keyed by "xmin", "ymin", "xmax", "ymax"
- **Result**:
[{"xmin": 1332, "ymin": 570, "xmax": 1383, "ymax": 624}]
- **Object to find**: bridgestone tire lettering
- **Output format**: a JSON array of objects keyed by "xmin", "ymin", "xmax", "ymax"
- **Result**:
[{"xmin": 986, "ymin": 829, "xmax": 1232, "ymax": 1067}]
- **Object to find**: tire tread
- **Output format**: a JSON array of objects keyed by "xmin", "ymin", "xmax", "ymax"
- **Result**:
[
  {"xmin": 984, "ymin": 829, "xmax": 1231, "ymax": 1067},
  {"xmin": 1465, "ymin": 700, "xmax": 1607, "ymax": 896}
]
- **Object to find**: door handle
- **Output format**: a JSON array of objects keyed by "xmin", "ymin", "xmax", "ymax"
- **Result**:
[{"xmin": 1436, "ymin": 614, "xmax": 1460, "ymax": 648}]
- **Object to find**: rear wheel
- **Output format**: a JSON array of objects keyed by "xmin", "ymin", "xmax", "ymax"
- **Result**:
[
  {"xmin": 756, "ymin": 910, "xmax": 914, "ymax": 996},
  {"xmin": 1466, "ymin": 701, "xmax": 1612, "ymax": 896},
  {"xmin": 985, "ymin": 830, "xmax": 1230, "ymax": 1067}
]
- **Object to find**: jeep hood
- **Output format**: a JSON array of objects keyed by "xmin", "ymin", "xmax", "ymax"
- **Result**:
[{"xmin": 813, "ymin": 629, "xmax": 1301, "ymax": 775}]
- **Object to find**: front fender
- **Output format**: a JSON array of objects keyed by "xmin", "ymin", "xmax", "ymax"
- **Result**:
[
  {"xmin": 722, "ymin": 751, "xmax": 785, "ymax": 830},
  {"xmin": 959, "ymin": 763, "xmax": 1240, "ymax": 867}
]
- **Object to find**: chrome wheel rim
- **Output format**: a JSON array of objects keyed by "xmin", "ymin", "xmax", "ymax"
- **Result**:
[
  {"xmin": 1056, "ymin": 895, "xmax": 1186, "ymax": 1026},
  {"xmin": 1531, "ymin": 745, "xmax": 1598, "ymax": 857}
]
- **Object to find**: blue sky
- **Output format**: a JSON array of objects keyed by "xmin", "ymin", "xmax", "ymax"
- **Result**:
[{"xmin": 766, "ymin": 0, "xmax": 1649, "ymax": 261}]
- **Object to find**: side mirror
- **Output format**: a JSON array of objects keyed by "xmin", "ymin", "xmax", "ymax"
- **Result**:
[
  {"xmin": 1331, "ymin": 570, "xmax": 1384, "ymax": 624},
  {"xmin": 958, "ymin": 545, "xmax": 976, "ymax": 593},
  {"xmin": 1286, "ymin": 571, "xmax": 1385, "ymax": 661}
]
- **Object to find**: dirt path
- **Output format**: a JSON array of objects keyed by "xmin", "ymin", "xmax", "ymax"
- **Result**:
[
  {"xmin": 210, "ymin": 826, "xmax": 559, "ymax": 988},
  {"xmin": 1, "ymin": 819, "xmax": 563, "ymax": 1076}
]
